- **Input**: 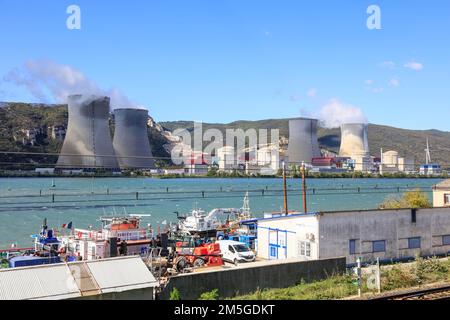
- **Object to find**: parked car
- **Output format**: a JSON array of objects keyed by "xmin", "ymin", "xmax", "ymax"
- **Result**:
[{"xmin": 216, "ymin": 240, "xmax": 255, "ymax": 265}]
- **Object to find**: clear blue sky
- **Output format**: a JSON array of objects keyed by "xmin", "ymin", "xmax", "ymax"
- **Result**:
[{"xmin": 0, "ymin": 0, "xmax": 449, "ymax": 130}]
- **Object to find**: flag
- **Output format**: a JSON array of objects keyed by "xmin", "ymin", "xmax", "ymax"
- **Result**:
[{"xmin": 62, "ymin": 222, "xmax": 73, "ymax": 229}]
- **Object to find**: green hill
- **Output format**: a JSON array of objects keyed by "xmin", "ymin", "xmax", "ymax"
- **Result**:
[
  {"xmin": 1, "ymin": 102, "xmax": 449, "ymax": 169},
  {"xmin": 161, "ymin": 120, "xmax": 450, "ymax": 167}
]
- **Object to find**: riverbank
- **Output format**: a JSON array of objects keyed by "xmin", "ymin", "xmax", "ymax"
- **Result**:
[{"xmin": 1, "ymin": 171, "xmax": 448, "ymax": 180}]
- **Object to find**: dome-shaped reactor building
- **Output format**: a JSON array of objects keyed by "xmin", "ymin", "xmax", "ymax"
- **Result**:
[
  {"xmin": 113, "ymin": 108, "xmax": 155, "ymax": 169},
  {"xmin": 287, "ymin": 118, "xmax": 321, "ymax": 165},
  {"xmin": 56, "ymin": 95, "xmax": 119, "ymax": 170},
  {"xmin": 339, "ymin": 123, "xmax": 370, "ymax": 157}
]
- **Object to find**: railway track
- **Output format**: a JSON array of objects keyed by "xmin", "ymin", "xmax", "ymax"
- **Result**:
[{"xmin": 369, "ymin": 284, "xmax": 450, "ymax": 300}]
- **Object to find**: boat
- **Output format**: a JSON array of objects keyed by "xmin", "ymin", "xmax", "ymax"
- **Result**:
[
  {"xmin": 176, "ymin": 192, "xmax": 252, "ymax": 236},
  {"xmin": 59, "ymin": 215, "xmax": 154, "ymax": 261}
]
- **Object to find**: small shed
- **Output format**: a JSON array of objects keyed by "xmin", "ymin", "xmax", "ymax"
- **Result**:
[{"xmin": 433, "ymin": 179, "xmax": 450, "ymax": 207}]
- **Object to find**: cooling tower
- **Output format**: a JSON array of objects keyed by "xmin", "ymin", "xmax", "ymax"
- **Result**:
[
  {"xmin": 339, "ymin": 123, "xmax": 370, "ymax": 157},
  {"xmin": 113, "ymin": 108, "xmax": 155, "ymax": 169},
  {"xmin": 56, "ymin": 95, "xmax": 119, "ymax": 169},
  {"xmin": 287, "ymin": 118, "xmax": 321, "ymax": 164}
]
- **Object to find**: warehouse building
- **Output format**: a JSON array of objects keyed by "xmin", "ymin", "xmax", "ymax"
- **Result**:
[
  {"xmin": 257, "ymin": 207, "xmax": 450, "ymax": 265},
  {"xmin": 0, "ymin": 256, "xmax": 158, "ymax": 300}
]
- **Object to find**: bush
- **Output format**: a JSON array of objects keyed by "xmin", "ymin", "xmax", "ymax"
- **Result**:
[
  {"xmin": 379, "ymin": 189, "xmax": 431, "ymax": 209},
  {"xmin": 199, "ymin": 289, "xmax": 219, "ymax": 300},
  {"xmin": 414, "ymin": 256, "xmax": 449, "ymax": 284},
  {"xmin": 170, "ymin": 288, "xmax": 181, "ymax": 300}
]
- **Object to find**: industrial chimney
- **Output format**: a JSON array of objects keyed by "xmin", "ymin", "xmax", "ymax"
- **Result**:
[
  {"xmin": 113, "ymin": 108, "xmax": 155, "ymax": 169},
  {"xmin": 287, "ymin": 118, "xmax": 321, "ymax": 165},
  {"xmin": 56, "ymin": 95, "xmax": 119, "ymax": 170},
  {"xmin": 339, "ymin": 123, "xmax": 370, "ymax": 157}
]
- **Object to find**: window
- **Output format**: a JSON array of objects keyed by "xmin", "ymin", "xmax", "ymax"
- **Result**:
[
  {"xmin": 443, "ymin": 235, "xmax": 450, "ymax": 246},
  {"xmin": 408, "ymin": 237, "xmax": 421, "ymax": 249},
  {"xmin": 299, "ymin": 241, "xmax": 305, "ymax": 256},
  {"xmin": 228, "ymin": 245, "xmax": 236, "ymax": 253},
  {"xmin": 372, "ymin": 240, "xmax": 386, "ymax": 253},
  {"xmin": 298, "ymin": 241, "xmax": 311, "ymax": 257},
  {"xmin": 270, "ymin": 246, "xmax": 277, "ymax": 258},
  {"xmin": 349, "ymin": 239, "xmax": 357, "ymax": 255},
  {"xmin": 305, "ymin": 242, "xmax": 311, "ymax": 257},
  {"xmin": 445, "ymin": 194, "xmax": 450, "ymax": 206}
]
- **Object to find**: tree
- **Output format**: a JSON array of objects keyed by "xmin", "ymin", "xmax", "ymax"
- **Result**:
[{"xmin": 379, "ymin": 189, "xmax": 432, "ymax": 209}]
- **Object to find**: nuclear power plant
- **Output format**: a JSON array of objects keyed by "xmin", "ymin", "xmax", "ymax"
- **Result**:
[
  {"xmin": 338, "ymin": 123, "xmax": 370, "ymax": 157},
  {"xmin": 287, "ymin": 118, "xmax": 321, "ymax": 164},
  {"xmin": 56, "ymin": 95, "xmax": 119, "ymax": 170},
  {"xmin": 113, "ymin": 108, "xmax": 155, "ymax": 169}
]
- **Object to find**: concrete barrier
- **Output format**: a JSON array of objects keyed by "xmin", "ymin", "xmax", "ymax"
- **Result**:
[{"xmin": 158, "ymin": 257, "xmax": 346, "ymax": 300}]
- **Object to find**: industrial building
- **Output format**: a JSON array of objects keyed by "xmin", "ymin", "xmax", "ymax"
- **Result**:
[
  {"xmin": 287, "ymin": 118, "xmax": 321, "ymax": 165},
  {"xmin": 380, "ymin": 150, "xmax": 415, "ymax": 174},
  {"xmin": 0, "ymin": 256, "xmax": 158, "ymax": 300},
  {"xmin": 56, "ymin": 95, "xmax": 119, "ymax": 171},
  {"xmin": 113, "ymin": 108, "xmax": 155, "ymax": 169},
  {"xmin": 257, "ymin": 207, "xmax": 450, "ymax": 265}
]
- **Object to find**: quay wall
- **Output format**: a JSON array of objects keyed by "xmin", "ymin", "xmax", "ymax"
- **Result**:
[{"xmin": 158, "ymin": 257, "xmax": 346, "ymax": 300}]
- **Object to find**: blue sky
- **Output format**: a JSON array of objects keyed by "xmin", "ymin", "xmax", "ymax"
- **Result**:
[{"xmin": 0, "ymin": 0, "xmax": 449, "ymax": 130}]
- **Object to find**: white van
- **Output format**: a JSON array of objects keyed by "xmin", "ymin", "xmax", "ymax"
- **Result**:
[{"xmin": 216, "ymin": 240, "xmax": 255, "ymax": 265}]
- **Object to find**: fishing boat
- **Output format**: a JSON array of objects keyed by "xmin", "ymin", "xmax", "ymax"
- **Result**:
[{"xmin": 59, "ymin": 215, "xmax": 154, "ymax": 261}]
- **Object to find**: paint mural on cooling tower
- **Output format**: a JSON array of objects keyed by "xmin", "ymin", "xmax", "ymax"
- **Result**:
[
  {"xmin": 56, "ymin": 95, "xmax": 119, "ymax": 169},
  {"xmin": 339, "ymin": 123, "xmax": 370, "ymax": 157},
  {"xmin": 113, "ymin": 108, "xmax": 155, "ymax": 169},
  {"xmin": 287, "ymin": 118, "xmax": 321, "ymax": 164}
]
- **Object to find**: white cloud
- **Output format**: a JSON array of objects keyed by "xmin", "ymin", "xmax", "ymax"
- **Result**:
[
  {"xmin": 307, "ymin": 88, "xmax": 317, "ymax": 98},
  {"xmin": 388, "ymin": 79, "xmax": 400, "ymax": 87},
  {"xmin": 404, "ymin": 61, "xmax": 424, "ymax": 71},
  {"xmin": 365, "ymin": 80, "xmax": 374, "ymax": 85},
  {"xmin": 3, "ymin": 59, "xmax": 137, "ymax": 109},
  {"xmin": 378, "ymin": 61, "xmax": 396, "ymax": 69},
  {"xmin": 314, "ymin": 99, "xmax": 367, "ymax": 128}
]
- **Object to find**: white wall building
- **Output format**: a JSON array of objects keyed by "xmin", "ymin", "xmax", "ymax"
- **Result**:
[{"xmin": 257, "ymin": 207, "xmax": 450, "ymax": 265}]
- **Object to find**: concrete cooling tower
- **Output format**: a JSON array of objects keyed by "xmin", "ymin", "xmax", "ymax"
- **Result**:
[
  {"xmin": 287, "ymin": 118, "xmax": 321, "ymax": 164},
  {"xmin": 113, "ymin": 108, "xmax": 155, "ymax": 169},
  {"xmin": 56, "ymin": 95, "xmax": 119, "ymax": 169},
  {"xmin": 339, "ymin": 123, "xmax": 370, "ymax": 157}
]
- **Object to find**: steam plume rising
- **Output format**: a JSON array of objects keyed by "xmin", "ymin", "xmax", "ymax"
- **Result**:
[
  {"xmin": 4, "ymin": 59, "xmax": 135, "ymax": 109},
  {"xmin": 314, "ymin": 99, "xmax": 367, "ymax": 128}
]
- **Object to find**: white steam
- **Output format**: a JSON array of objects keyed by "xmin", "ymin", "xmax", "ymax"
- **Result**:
[
  {"xmin": 314, "ymin": 99, "xmax": 367, "ymax": 128},
  {"xmin": 3, "ymin": 59, "xmax": 138, "ymax": 109}
]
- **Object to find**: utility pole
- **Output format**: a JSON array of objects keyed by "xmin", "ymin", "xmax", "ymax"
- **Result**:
[
  {"xmin": 301, "ymin": 161, "xmax": 307, "ymax": 213},
  {"xmin": 282, "ymin": 161, "xmax": 288, "ymax": 214},
  {"xmin": 376, "ymin": 257, "xmax": 381, "ymax": 294}
]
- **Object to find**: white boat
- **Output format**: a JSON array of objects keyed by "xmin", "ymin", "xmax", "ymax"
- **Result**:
[{"xmin": 177, "ymin": 193, "xmax": 252, "ymax": 234}]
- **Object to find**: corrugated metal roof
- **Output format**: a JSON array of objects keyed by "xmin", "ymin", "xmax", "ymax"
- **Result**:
[
  {"xmin": 0, "ymin": 264, "xmax": 80, "ymax": 300},
  {"xmin": 86, "ymin": 256, "xmax": 157, "ymax": 294},
  {"xmin": 0, "ymin": 256, "xmax": 158, "ymax": 300}
]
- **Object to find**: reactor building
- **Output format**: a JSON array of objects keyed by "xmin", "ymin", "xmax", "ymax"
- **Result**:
[
  {"xmin": 287, "ymin": 118, "xmax": 321, "ymax": 165},
  {"xmin": 56, "ymin": 95, "xmax": 119, "ymax": 170},
  {"xmin": 338, "ymin": 123, "xmax": 370, "ymax": 157},
  {"xmin": 112, "ymin": 108, "xmax": 155, "ymax": 169}
]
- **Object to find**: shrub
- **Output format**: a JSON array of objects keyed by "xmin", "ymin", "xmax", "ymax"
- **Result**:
[
  {"xmin": 170, "ymin": 288, "xmax": 181, "ymax": 300},
  {"xmin": 199, "ymin": 289, "xmax": 219, "ymax": 300},
  {"xmin": 379, "ymin": 189, "xmax": 431, "ymax": 209}
]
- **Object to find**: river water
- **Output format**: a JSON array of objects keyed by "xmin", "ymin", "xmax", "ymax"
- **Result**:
[{"xmin": 0, "ymin": 177, "xmax": 442, "ymax": 247}]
